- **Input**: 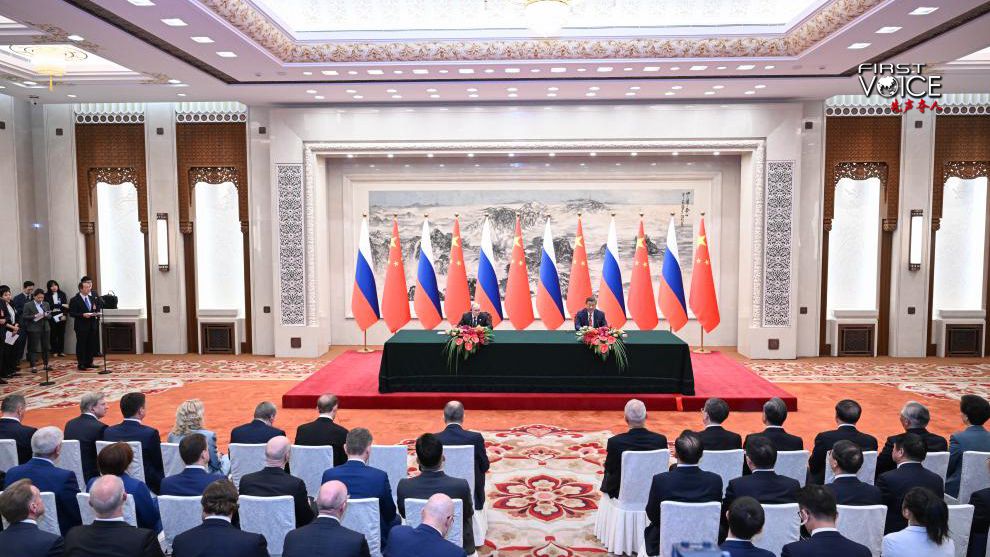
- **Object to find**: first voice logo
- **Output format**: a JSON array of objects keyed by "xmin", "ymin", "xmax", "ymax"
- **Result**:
[{"xmin": 857, "ymin": 63, "xmax": 944, "ymax": 114}]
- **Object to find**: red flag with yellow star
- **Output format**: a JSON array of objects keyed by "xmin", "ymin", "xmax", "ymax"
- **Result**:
[
  {"xmin": 381, "ymin": 218, "xmax": 411, "ymax": 332},
  {"xmin": 566, "ymin": 216, "xmax": 593, "ymax": 318},
  {"xmin": 444, "ymin": 217, "xmax": 470, "ymax": 324},
  {"xmin": 689, "ymin": 217, "xmax": 720, "ymax": 333},
  {"xmin": 504, "ymin": 217, "xmax": 534, "ymax": 329},
  {"xmin": 628, "ymin": 219, "xmax": 659, "ymax": 330}
]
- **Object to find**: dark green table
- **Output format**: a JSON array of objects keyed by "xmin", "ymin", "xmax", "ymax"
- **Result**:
[{"xmin": 378, "ymin": 330, "xmax": 694, "ymax": 394}]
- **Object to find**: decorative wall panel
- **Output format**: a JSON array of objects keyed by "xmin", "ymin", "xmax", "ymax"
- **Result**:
[
  {"xmin": 762, "ymin": 161, "xmax": 793, "ymax": 327},
  {"xmin": 276, "ymin": 164, "xmax": 306, "ymax": 326}
]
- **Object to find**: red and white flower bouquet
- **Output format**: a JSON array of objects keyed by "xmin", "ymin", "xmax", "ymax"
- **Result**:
[
  {"xmin": 443, "ymin": 325, "xmax": 494, "ymax": 371},
  {"xmin": 576, "ymin": 326, "xmax": 628, "ymax": 370}
]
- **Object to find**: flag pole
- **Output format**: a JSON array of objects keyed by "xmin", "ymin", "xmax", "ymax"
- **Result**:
[
  {"xmin": 357, "ymin": 329, "xmax": 374, "ymax": 353},
  {"xmin": 668, "ymin": 211, "xmax": 675, "ymax": 333}
]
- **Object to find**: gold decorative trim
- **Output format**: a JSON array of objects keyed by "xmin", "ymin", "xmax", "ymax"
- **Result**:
[
  {"xmin": 190, "ymin": 166, "xmax": 239, "ymax": 186},
  {"xmin": 91, "ymin": 167, "xmax": 137, "ymax": 186}
]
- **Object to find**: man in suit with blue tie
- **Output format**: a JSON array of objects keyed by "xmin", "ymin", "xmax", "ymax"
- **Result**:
[
  {"xmin": 102, "ymin": 392, "xmax": 165, "ymax": 493},
  {"xmin": 64, "ymin": 392, "xmax": 109, "ymax": 482},
  {"xmin": 160, "ymin": 433, "xmax": 225, "ymax": 496},
  {"xmin": 824, "ymin": 441, "xmax": 881, "ymax": 505},
  {"xmin": 573, "ymin": 296, "xmax": 607, "ymax": 329},
  {"xmin": 230, "ymin": 401, "xmax": 286, "ymax": 445},
  {"xmin": 385, "ymin": 494, "xmax": 466, "ymax": 557},
  {"xmin": 171, "ymin": 479, "xmax": 268, "ymax": 557},
  {"xmin": 3, "ymin": 426, "xmax": 81, "ymax": 535},
  {"xmin": 322, "ymin": 428, "xmax": 399, "ymax": 542},
  {"xmin": 283, "ymin": 480, "xmax": 370, "ymax": 557},
  {"xmin": 720, "ymin": 497, "xmax": 774, "ymax": 557},
  {"xmin": 0, "ymin": 479, "xmax": 65, "ymax": 557},
  {"xmin": 0, "ymin": 394, "xmax": 37, "ymax": 465},
  {"xmin": 947, "ymin": 394, "xmax": 990, "ymax": 497},
  {"xmin": 435, "ymin": 401, "xmax": 490, "ymax": 512},
  {"xmin": 781, "ymin": 485, "xmax": 871, "ymax": 557}
]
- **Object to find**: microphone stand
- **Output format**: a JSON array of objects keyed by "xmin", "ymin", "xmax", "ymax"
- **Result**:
[
  {"xmin": 39, "ymin": 310, "xmax": 54, "ymax": 386},
  {"xmin": 97, "ymin": 309, "xmax": 109, "ymax": 375}
]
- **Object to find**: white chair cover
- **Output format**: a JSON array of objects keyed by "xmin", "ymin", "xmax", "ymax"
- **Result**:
[
  {"xmin": 958, "ymin": 451, "xmax": 990, "ymax": 504},
  {"xmin": 39, "ymin": 492, "xmax": 60, "ymax": 535},
  {"xmin": 753, "ymin": 503, "xmax": 800, "ymax": 556},
  {"xmin": 826, "ymin": 451, "xmax": 878, "ymax": 485},
  {"xmin": 836, "ymin": 504, "xmax": 886, "ymax": 557},
  {"xmin": 76, "ymin": 491, "xmax": 138, "ymax": 526},
  {"xmin": 161, "ymin": 442, "xmax": 184, "ymax": 477},
  {"xmin": 0, "ymin": 439, "xmax": 16, "ymax": 473},
  {"xmin": 699, "ymin": 450, "xmax": 744, "ymax": 495},
  {"xmin": 289, "ymin": 445, "xmax": 334, "ymax": 498},
  {"xmin": 924, "ymin": 451, "xmax": 951, "ymax": 481},
  {"xmin": 96, "ymin": 440, "xmax": 145, "ymax": 483},
  {"xmin": 601, "ymin": 449, "xmax": 669, "ymax": 555},
  {"xmin": 229, "ymin": 443, "xmax": 268, "ymax": 489},
  {"xmin": 652, "ymin": 501, "xmax": 721, "ymax": 557},
  {"xmin": 594, "ymin": 494, "xmax": 613, "ymax": 542},
  {"xmin": 239, "ymin": 495, "xmax": 295, "ymax": 557},
  {"xmin": 402, "ymin": 497, "xmax": 464, "ymax": 548},
  {"xmin": 158, "ymin": 495, "xmax": 203, "ymax": 554},
  {"xmin": 342, "ymin": 497, "xmax": 382, "ymax": 557},
  {"xmin": 774, "ymin": 451, "xmax": 810, "ymax": 487},
  {"xmin": 369, "ymin": 445, "xmax": 409, "ymax": 502},
  {"xmin": 948, "ymin": 504, "xmax": 974, "ymax": 557},
  {"xmin": 442, "ymin": 445, "xmax": 476, "ymax": 503},
  {"xmin": 55, "ymin": 440, "xmax": 86, "ymax": 491}
]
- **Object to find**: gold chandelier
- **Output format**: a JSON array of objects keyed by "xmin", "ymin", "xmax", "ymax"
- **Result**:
[{"xmin": 32, "ymin": 46, "xmax": 68, "ymax": 90}]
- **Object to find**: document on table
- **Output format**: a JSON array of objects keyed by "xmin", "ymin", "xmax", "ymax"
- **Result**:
[{"xmin": 4, "ymin": 331, "xmax": 17, "ymax": 345}]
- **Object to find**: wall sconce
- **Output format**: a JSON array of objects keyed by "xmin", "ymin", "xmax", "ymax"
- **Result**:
[
  {"xmin": 908, "ymin": 209, "xmax": 923, "ymax": 271},
  {"xmin": 156, "ymin": 212, "xmax": 170, "ymax": 271}
]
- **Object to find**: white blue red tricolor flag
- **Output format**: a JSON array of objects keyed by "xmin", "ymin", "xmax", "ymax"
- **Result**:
[
  {"xmin": 535, "ymin": 218, "xmax": 565, "ymax": 330},
  {"xmin": 351, "ymin": 215, "xmax": 380, "ymax": 331},
  {"xmin": 476, "ymin": 217, "xmax": 503, "ymax": 326},
  {"xmin": 658, "ymin": 217, "xmax": 688, "ymax": 331},
  {"xmin": 597, "ymin": 216, "xmax": 626, "ymax": 328},
  {"xmin": 412, "ymin": 217, "xmax": 443, "ymax": 329}
]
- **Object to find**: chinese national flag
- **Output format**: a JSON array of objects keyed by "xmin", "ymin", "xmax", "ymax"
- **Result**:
[
  {"xmin": 504, "ymin": 217, "xmax": 534, "ymax": 329},
  {"xmin": 444, "ymin": 217, "xmax": 470, "ymax": 324},
  {"xmin": 566, "ymin": 217, "xmax": 593, "ymax": 318},
  {"xmin": 381, "ymin": 219, "xmax": 411, "ymax": 332},
  {"xmin": 628, "ymin": 220, "xmax": 659, "ymax": 330},
  {"xmin": 689, "ymin": 217, "xmax": 720, "ymax": 333}
]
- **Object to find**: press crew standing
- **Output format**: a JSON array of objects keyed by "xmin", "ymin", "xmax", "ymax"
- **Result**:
[{"xmin": 69, "ymin": 279, "xmax": 101, "ymax": 370}]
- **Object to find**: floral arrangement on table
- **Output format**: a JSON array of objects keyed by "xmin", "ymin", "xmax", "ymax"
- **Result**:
[
  {"xmin": 576, "ymin": 326, "xmax": 628, "ymax": 370},
  {"xmin": 443, "ymin": 325, "xmax": 494, "ymax": 371}
]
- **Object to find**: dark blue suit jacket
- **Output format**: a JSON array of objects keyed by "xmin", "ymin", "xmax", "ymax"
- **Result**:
[
  {"xmin": 171, "ymin": 517, "xmax": 268, "ymax": 557},
  {"xmin": 877, "ymin": 461, "xmax": 944, "ymax": 533},
  {"xmin": 876, "ymin": 428, "xmax": 948, "ymax": 477},
  {"xmin": 322, "ymin": 460, "xmax": 399, "ymax": 539},
  {"xmin": 573, "ymin": 308, "xmax": 607, "ymax": 329},
  {"xmin": 435, "ymin": 424, "xmax": 490, "ymax": 510},
  {"xmin": 0, "ymin": 521, "xmax": 64, "ymax": 557},
  {"xmin": 808, "ymin": 425, "xmax": 878, "ymax": 484},
  {"xmin": 781, "ymin": 530, "xmax": 871, "ymax": 557},
  {"xmin": 644, "ymin": 465, "xmax": 724, "ymax": 556},
  {"xmin": 102, "ymin": 420, "xmax": 164, "ymax": 493},
  {"xmin": 968, "ymin": 487, "xmax": 990, "ymax": 557},
  {"xmin": 947, "ymin": 425, "xmax": 990, "ymax": 497},
  {"xmin": 0, "ymin": 417, "xmax": 38, "ymax": 464},
  {"xmin": 283, "ymin": 516, "xmax": 370, "ymax": 557},
  {"xmin": 63, "ymin": 413, "xmax": 108, "ymax": 481},
  {"xmin": 724, "ymin": 470, "xmax": 800, "ymax": 507},
  {"xmin": 87, "ymin": 473, "xmax": 161, "ymax": 533},
  {"xmin": 230, "ymin": 420, "xmax": 285, "ymax": 445},
  {"xmin": 383, "ymin": 524, "xmax": 465, "ymax": 557},
  {"xmin": 826, "ymin": 476, "xmax": 882, "ymax": 506},
  {"xmin": 4, "ymin": 458, "xmax": 81, "ymax": 535},
  {"xmin": 721, "ymin": 539, "xmax": 775, "ymax": 557},
  {"xmin": 160, "ymin": 467, "xmax": 225, "ymax": 496}
]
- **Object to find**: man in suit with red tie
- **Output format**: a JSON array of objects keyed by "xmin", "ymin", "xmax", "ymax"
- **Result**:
[{"xmin": 573, "ymin": 296, "xmax": 607, "ymax": 329}]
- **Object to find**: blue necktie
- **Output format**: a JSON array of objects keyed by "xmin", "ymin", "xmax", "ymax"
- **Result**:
[{"xmin": 84, "ymin": 296, "xmax": 91, "ymax": 311}]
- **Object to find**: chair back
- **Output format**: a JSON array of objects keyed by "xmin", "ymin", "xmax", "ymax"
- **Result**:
[
  {"xmin": 38, "ymin": 492, "xmax": 60, "ymax": 535},
  {"xmin": 958, "ymin": 451, "xmax": 990, "ymax": 504},
  {"xmin": 698, "ymin": 449, "xmax": 744, "ymax": 495},
  {"xmin": 617, "ymin": 449, "xmax": 669, "ymax": 509},
  {"xmin": 753, "ymin": 503, "xmax": 800, "ymax": 556},
  {"xmin": 658, "ymin": 501, "xmax": 721, "ymax": 557},
  {"xmin": 774, "ymin": 451, "xmax": 810, "ymax": 486},
  {"xmin": 836, "ymin": 504, "xmax": 885, "ymax": 557},
  {"xmin": 289, "ymin": 445, "xmax": 334, "ymax": 498},
  {"xmin": 342, "ymin": 497, "xmax": 383, "ymax": 557},
  {"xmin": 161, "ymin": 442, "xmax": 184, "ymax": 477},
  {"xmin": 95, "ymin": 440, "xmax": 145, "ymax": 482},
  {"xmin": 948, "ymin": 504, "xmax": 975, "ymax": 557},
  {"xmin": 923, "ymin": 451, "xmax": 951, "ymax": 481},
  {"xmin": 76, "ymin": 491, "xmax": 137, "ymax": 526},
  {"xmin": 0, "ymin": 439, "xmax": 16, "ymax": 472},
  {"xmin": 370, "ymin": 445, "xmax": 409, "ymax": 502},
  {"xmin": 442, "ymin": 445, "xmax": 476, "ymax": 504},
  {"xmin": 229, "ymin": 443, "xmax": 268, "ymax": 489},
  {"xmin": 402, "ymin": 497, "xmax": 464, "ymax": 548},
  {"xmin": 825, "ymin": 450, "xmax": 878, "ymax": 485},
  {"xmin": 158, "ymin": 495, "xmax": 203, "ymax": 554},
  {"xmin": 55, "ymin": 440, "xmax": 86, "ymax": 490},
  {"xmin": 239, "ymin": 495, "xmax": 295, "ymax": 556}
]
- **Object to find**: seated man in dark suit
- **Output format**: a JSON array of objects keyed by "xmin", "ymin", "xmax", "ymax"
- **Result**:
[
  {"xmin": 63, "ymin": 475, "xmax": 163, "ymax": 557},
  {"xmin": 808, "ymin": 399, "xmax": 878, "ymax": 484},
  {"xmin": 294, "ymin": 393, "xmax": 349, "ymax": 467},
  {"xmin": 876, "ymin": 401, "xmax": 948, "ymax": 477},
  {"xmin": 160, "ymin": 433, "xmax": 225, "ymax": 496},
  {"xmin": 643, "ymin": 431, "xmax": 723, "ymax": 556},
  {"xmin": 601, "ymin": 399, "xmax": 667, "ymax": 500},
  {"xmin": 573, "ymin": 296, "xmax": 607, "ymax": 330},
  {"xmin": 743, "ymin": 397, "xmax": 802, "ymax": 474},
  {"xmin": 720, "ymin": 497, "xmax": 775, "ymax": 557},
  {"xmin": 877, "ymin": 432, "xmax": 944, "ymax": 533},
  {"xmin": 63, "ymin": 391, "xmax": 109, "ymax": 482},
  {"xmin": 0, "ymin": 394, "xmax": 38, "ymax": 465},
  {"xmin": 0, "ymin": 479, "xmax": 65, "ymax": 557},
  {"xmin": 230, "ymin": 401, "xmax": 286, "ymax": 445},
  {"xmin": 824, "ymin": 440, "xmax": 882, "ymax": 505},
  {"xmin": 321, "ymin": 428, "xmax": 399, "ymax": 541},
  {"xmin": 457, "ymin": 303, "xmax": 492, "ymax": 328},
  {"xmin": 171, "ymin": 479, "xmax": 268, "ymax": 557},
  {"xmin": 436, "ymin": 400, "xmax": 491, "ymax": 512},
  {"xmin": 724, "ymin": 437, "xmax": 800, "ymax": 514},
  {"xmin": 781, "ymin": 485, "xmax": 871, "ymax": 557},
  {"xmin": 238, "ymin": 436, "xmax": 314, "ymax": 528},
  {"xmin": 696, "ymin": 398, "xmax": 743, "ymax": 451},
  {"xmin": 396, "ymin": 434, "xmax": 475, "ymax": 554},
  {"xmin": 284, "ymin": 480, "xmax": 370, "ymax": 557},
  {"xmin": 385, "ymin": 494, "xmax": 466, "ymax": 557},
  {"xmin": 3, "ymin": 426, "xmax": 80, "ymax": 535},
  {"xmin": 101, "ymin": 392, "xmax": 164, "ymax": 494},
  {"xmin": 947, "ymin": 394, "xmax": 990, "ymax": 497},
  {"xmin": 968, "ymin": 457, "xmax": 990, "ymax": 557}
]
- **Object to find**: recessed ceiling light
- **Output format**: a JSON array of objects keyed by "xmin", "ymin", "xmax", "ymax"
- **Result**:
[
  {"xmin": 505, "ymin": 68, "xmax": 520, "ymax": 73},
  {"xmin": 713, "ymin": 151, "xmax": 720, "ymax": 156},
  {"xmin": 909, "ymin": 7, "xmax": 938, "ymax": 15},
  {"xmin": 387, "ymin": 153, "xmax": 394, "ymax": 158},
  {"xmin": 467, "ymin": 153, "xmax": 475, "ymax": 157},
  {"xmin": 507, "ymin": 153, "xmax": 515, "ymax": 157},
  {"xmin": 848, "ymin": 42, "xmax": 871, "ymax": 49},
  {"xmin": 876, "ymin": 26, "xmax": 902, "ymax": 33},
  {"xmin": 305, "ymin": 89, "xmax": 317, "ymax": 94},
  {"xmin": 586, "ymin": 92, "xmax": 596, "ymax": 97},
  {"xmin": 615, "ymin": 163, "xmax": 621, "ymax": 166},
  {"xmin": 67, "ymin": 34, "xmax": 84, "ymax": 41},
  {"xmin": 459, "ymin": 68, "xmax": 474, "ymax": 74},
  {"xmin": 426, "ymin": 153, "xmax": 434, "ymax": 158},
  {"xmin": 67, "ymin": 94, "xmax": 77, "ymax": 98},
  {"xmin": 690, "ymin": 65, "xmax": 708, "ymax": 71},
  {"xmin": 644, "ymin": 66, "xmax": 660, "ymax": 72},
  {"xmin": 712, "ymin": 85, "xmax": 725, "ymax": 89},
  {"xmin": 468, "ymin": 94, "xmax": 479, "ymax": 98},
  {"xmin": 670, "ymin": 85, "xmax": 683, "ymax": 90},
  {"xmin": 670, "ymin": 66, "xmax": 680, "ymax": 71},
  {"xmin": 23, "ymin": 80, "xmax": 36, "ymax": 85},
  {"xmin": 551, "ymin": 67, "xmax": 566, "ymax": 73},
  {"xmin": 353, "ymin": 95, "xmax": 363, "ymax": 99},
  {"xmin": 467, "ymin": 87, "xmax": 478, "ymax": 92},
  {"xmin": 314, "ymin": 95, "xmax": 325, "ymax": 100},
  {"xmin": 507, "ymin": 93, "xmax": 518, "ymax": 98},
  {"xmin": 764, "ymin": 65, "xmax": 775, "ymax": 69},
  {"xmin": 744, "ymin": 90, "xmax": 756, "ymax": 95},
  {"xmin": 625, "ymin": 92, "xmax": 636, "ymax": 96},
  {"xmin": 412, "ymin": 69, "xmax": 428, "ymax": 74},
  {"xmin": 191, "ymin": 36, "xmax": 214, "ymax": 43},
  {"xmin": 665, "ymin": 91, "xmax": 676, "ymax": 96},
  {"xmin": 630, "ymin": 152, "xmax": 638, "ymax": 156},
  {"xmin": 348, "ymin": 70, "xmax": 359, "ymax": 75},
  {"xmin": 302, "ymin": 71, "xmax": 313, "ymax": 76},
  {"xmin": 429, "ymin": 94, "xmax": 440, "ymax": 98},
  {"xmin": 438, "ymin": 69, "xmax": 449, "ymax": 74},
  {"xmin": 346, "ymin": 89, "xmax": 357, "ymax": 94},
  {"xmin": 547, "ymin": 87, "xmax": 558, "ymax": 91},
  {"xmin": 216, "ymin": 51, "xmax": 237, "ymax": 58},
  {"xmin": 704, "ymin": 91, "xmax": 716, "ymax": 95},
  {"xmin": 589, "ymin": 152, "xmax": 597, "ymax": 156},
  {"xmin": 367, "ymin": 69, "xmax": 384, "ymax": 75},
  {"xmin": 672, "ymin": 152, "xmax": 679, "ymax": 156},
  {"xmin": 386, "ymin": 88, "xmax": 397, "ymax": 93},
  {"xmin": 588, "ymin": 86, "xmax": 600, "ymax": 91},
  {"xmin": 177, "ymin": 93, "xmax": 186, "ymax": 97},
  {"xmin": 597, "ymin": 66, "xmax": 613, "ymax": 72},
  {"xmin": 548, "ymin": 153, "xmax": 555, "ymax": 157},
  {"xmin": 737, "ymin": 64, "xmax": 755, "ymax": 70},
  {"xmin": 127, "ymin": 0, "xmax": 155, "ymax": 5},
  {"xmin": 576, "ymin": 68, "xmax": 587, "ymax": 72},
  {"xmin": 161, "ymin": 18, "xmax": 187, "ymax": 26},
  {"xmin": 321, "ymin": 70, "xmax": 338, "ymax": 76},
  {"xmin": 623, "ymin": 67, "xmax": 633, "ymax": 71},
  {"xmin": 391, "ymin": 94, "xmax": 402, "ymax": 99},
  {"xmin": 547, "ymin": 93, "xmax": 557, "ymax": 97},
  {"xmin": 580, "ymin": 162, "xmax": 586, "ymax": 166},
  {"xmin": 754, "ymin": 84, "xmax": 766, "ymax": 89},
  {"xmin": 168, "ymin": 79, "xmax": 182, "ymax": 84},
  {"xmin": 530, "ymin": 68, "xmax": 541, "ymax": 73},
  {"xmin": 628, "ymin": 86, "xmax": 641, "ymax": 91}
]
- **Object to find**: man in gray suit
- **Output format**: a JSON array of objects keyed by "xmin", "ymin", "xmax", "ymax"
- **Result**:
[{"xmin": 947, "ymin": 394, "xmax": 990, "ymax": 497}]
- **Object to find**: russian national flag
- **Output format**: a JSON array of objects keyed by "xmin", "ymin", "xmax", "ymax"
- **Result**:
[
  {"xmin": 658, "ymin": 218, "xmax": 689, "ymax": 331},
  {"xmin": 413, "ymin": 218, "xmax": 443, "ymax": 330},
  {"xmin": 351, "ymin": 215, "xmax": 380, "ymax": 331},
  {"xmin": 476, "ymin": 217, "xmax": 503, "ymax": 326},
  {"xmin": 597, "ymin": 216, "xmax": 626, "ymax": 328},
  {"xmin": 535, "ymin": 218, "xmax": 565, "ymax": 330}
]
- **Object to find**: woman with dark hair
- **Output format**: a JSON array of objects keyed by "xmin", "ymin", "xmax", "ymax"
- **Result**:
[
  {"xmin": 45, "ymin": 279, "xmax": 69, "ymax": 357},
  {"xmin": 87, "ymin": 441, "xmax": 162, "ymax": 533},
  {"xmin": 882, "ymin": 486, "xmax": 954, "ymax": 557},
  {"xmin": 0, "ymin": 285, "xmax": 20, "ymax": 382},
  {"xmin": 21, "ymin": 288, "xmax": 52, "ymax": 372}
]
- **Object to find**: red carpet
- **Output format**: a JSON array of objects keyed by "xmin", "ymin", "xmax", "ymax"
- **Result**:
[{"xmin": 282, "ymin": 350, "xmax": 796, "ymax": 412}]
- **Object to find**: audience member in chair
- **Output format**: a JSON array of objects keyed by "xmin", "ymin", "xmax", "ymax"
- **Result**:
[
  {"xmin": 0, "ymin": 479, "xmax": 65, "ymax": 557},
  {"xmin": 3, "ymin": 426, "xmax": 80, "ymax": 535},
  {"xmin": 743, "ymin": 397, "xmax": 803, "ymax": 474},
  {"xmin": 877, "ymin": 401, "xmax": 948, "ymax": 476},
  {"xmin": 0, "ymin": 394, "xmax": 37, "ymax": 465},
  {"xmin": 230, "ymin": 401, "xmax": 286, "ymax": 445},
  {"xmin": 877, "ymin": 432, "xmax": 944, "ymax": 534},
  {"xmin": 947, "ymin": 394, "xmax": 990, "ymax": 498},
  {"xmin": 294, "ymin": 393, "xmax": 349, "ymax": 467},
  {"xmin": 283, "ymin": 480, "xmax": 370, "ymax": 557},
  {"xmin": 321, "ymin": 428, "xmax": 399, "ymax": 541},
  {"xmin": 237, "ymin": 436, "xmax": 314, "ymax": 528},
  {"xmin": 385, "ymin": 494, "xmax": 466, "ymax": 557},
  {"xmin": 780, "ymin": 485, "xmax": 871, "ymax": 557},
  {"xmin": 63, "ymin": 475, "xmax": 163, "ymax": 557},
  {"xmin": 396, "ymin": 433, "xmax": 475, "ymax": 554},
  {"xmin": 695, "ymin": 398, "xmax": 742, "ymax": 451},
  {"xmin": 882, "ymin": 487, "xmax": 954, "ymax": 557},
  {"xmin": 724, "ymin": 437, "xmax": 800, "ymax": 509},
  {"xmin": 64, "ymin": 392, "xmax": 108, "ymax": 482},
  {"xmin": 102, "ymin": 392, "xmax": 165, "ymax": 494},
  {"xmin": 87, "ymin": 442, "xmax": 161, "ymax": 533},
  {"xmin": 643, "ymin": 431, "xmax": 723, "ymax": 557},
  {"xmin": 171, "ymin": 479, "xmax": 268, "ymax": 557},
  {"xmin": 966, "ymin": 456, "xmax": 990, "ymax": 557},
  {"xmin": 600, "ymin": 399, "xmax": 666, "ymax": 500},
  {"xmin": 720, "ymin": 497, "xmax": 774, "ymax": 557},
  {"xmin": 160, "ymin": 433, "xmax": 225, "ymax": 496},
  {"xmin": 167, "ymin": 399, "xmax": 229, "ymax": 475},
  {"xmin": 436, "ymin": 400, "xmax": 491, "ymax": 511},
  {"xmin": 808, "ymin": 399, "xmax": 878, "ymax": 485},
  {"xmin": 823, "ymin": 441, "xmax": 881, "ymax": 505}
]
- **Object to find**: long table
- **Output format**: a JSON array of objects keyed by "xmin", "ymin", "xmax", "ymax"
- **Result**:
[{"xmin": 378, "ymin": 330, "xmax": 695, "ymax": 394}]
